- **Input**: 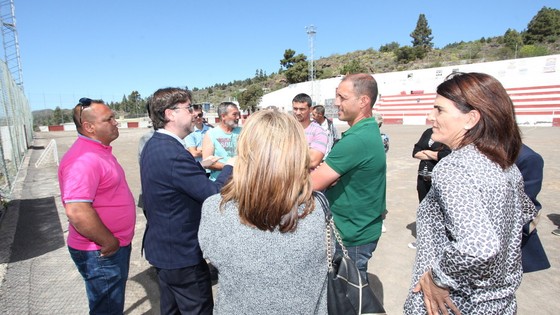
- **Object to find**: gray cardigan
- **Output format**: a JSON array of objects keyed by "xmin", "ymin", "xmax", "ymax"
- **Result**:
[{"xmin": 199, "ymin": 194, "xmax": 328, "ymax": 315}]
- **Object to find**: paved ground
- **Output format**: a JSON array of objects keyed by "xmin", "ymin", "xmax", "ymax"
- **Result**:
[{"xmin": 0, "ymin": 125, "xmax": 558, "ymax": 314}]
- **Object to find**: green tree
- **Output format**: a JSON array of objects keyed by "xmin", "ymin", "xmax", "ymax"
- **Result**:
[
  {"xmin": 285, "ymin": 61, "xmax": 309, "ymax": 84},
  {"xmin": 503, "ymin": 29, "xmax": 523, "ymax": 53},
  {"xmin": 340, "ymin": 59, "xmax": 368, "ymax": 74},
  {"xmin": 519, "ymin": 44, "xmax": 549, "ymax": 57},
  {"xmin": 127, "ymin": 91, "xmax": 144, "ymax": 117},
  {"xmin": 63, "ymin": 109, "xmax": 73, "ymax": 123},
  {"xmin": 53, "ymin": 106, "xmax": 63, "ymax": 125},
  {"xmin": 253, "ymin": 69, "xmax": 267, "ymax": 82},
  {"xmin": 119, "ymin": 95, "xmax": 129, "ymax": 113},
  {"xmin": 410, "ymin": 13, "xmax": 434, "ymax": 55},
  {"xmin": 396, "ymin": 46, "xmax": 421, "ymax": 63},
  {"xmin": 279, "ymin": 49, "xmax": 309, "ymax": 84},
  {"xmin": 524, "ymin": 7, "xmax": 560, "ymax": 44},
  {"xmin": 237, "ymin": 84, "xmax": 263, "ymax": 113},
  {"xmin": 280, "ymin": 49, "xmax": 297, "ymax": 69},
  {"xmin": 379, "ymin": 41, "xmax": 400, "ymax": 52}
]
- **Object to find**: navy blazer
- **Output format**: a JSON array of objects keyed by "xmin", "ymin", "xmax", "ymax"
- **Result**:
[
  {"xmin": 140, "ymin": 131, "xmax": 232, "ymax": 269},
  {"xmin": 516, "ymin": 144, "xmax": 543, "ymax": 211},
  {"xmin": 516, "ymin": 144, "xmax": 550, "ymax": 273}
]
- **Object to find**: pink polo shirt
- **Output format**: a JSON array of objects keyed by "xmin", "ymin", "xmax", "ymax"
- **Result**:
[{"xmin": 58, "ymin": 135, "xmax": 136, "ymax": 250}]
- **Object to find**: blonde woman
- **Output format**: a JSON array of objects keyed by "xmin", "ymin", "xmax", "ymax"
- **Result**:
[{"xmin": 199, "ymin": 110, "xmax": 327, "ymax": 314}]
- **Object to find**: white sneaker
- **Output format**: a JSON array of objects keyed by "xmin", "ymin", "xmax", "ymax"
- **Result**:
[
  {"xmin": 381, "ymin": 222, "xmax": 387, "ymax": 233},
  {"xmin": 408, "ymin": 242, "xmax": 417, "ymax": 249}
]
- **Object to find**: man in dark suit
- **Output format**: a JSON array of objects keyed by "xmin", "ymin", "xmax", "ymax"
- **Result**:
[
  {"xmin": 140, "ymin": 88, "xmax": 232, "ymax": 314},
  {"xmin": 516, "ymin": 144, "xmax": 550, "ymax": 273}
]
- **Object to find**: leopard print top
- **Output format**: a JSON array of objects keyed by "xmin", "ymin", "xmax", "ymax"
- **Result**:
[{"xmin": 404, "ymin": 144, "xmax": 537, "ymax": 314}]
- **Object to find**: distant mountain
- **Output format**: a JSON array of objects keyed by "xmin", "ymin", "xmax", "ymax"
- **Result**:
[{"xmin": 32, "ymin": 109, "xmax": 53, "ymax": 118}]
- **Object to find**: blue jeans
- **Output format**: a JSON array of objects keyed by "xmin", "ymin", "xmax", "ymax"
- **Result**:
[
  {"xmin": 69, "ymin": 245, "xmax": 132, "ymax": 315},
  {"xmin": 336, "ymin": 240, "xmax": 378, "ymax": 283}
]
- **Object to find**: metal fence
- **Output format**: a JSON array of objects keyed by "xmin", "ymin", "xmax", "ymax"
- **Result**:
[{"xmin": 0, "ymin": 60, "xmax": 33, "ymax": 199}]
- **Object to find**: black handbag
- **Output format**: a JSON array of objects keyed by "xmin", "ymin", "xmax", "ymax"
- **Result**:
[{"xmin": 315, "ymin": 192, "xmax": 386, "ymax": 315}]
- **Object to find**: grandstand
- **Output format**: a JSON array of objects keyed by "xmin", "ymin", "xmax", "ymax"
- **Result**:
[
  {"xmin": 375, "ymin": 85, "xmax": 560, "ymax": 126},
  {"xmin": 258, "ymin": 54, "xmax": 560, "ymax": 127}
]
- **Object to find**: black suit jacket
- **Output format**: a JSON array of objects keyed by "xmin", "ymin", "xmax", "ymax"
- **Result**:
[
  {"xmin": 516, "ymin": 144, "xmax": 550, "ymax": 273},
  {"xmin": 140, "ymin": 131, "xmax": 232, "ymax": 269}
]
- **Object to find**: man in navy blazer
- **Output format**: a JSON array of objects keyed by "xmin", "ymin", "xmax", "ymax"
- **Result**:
[
  {"xmin": 516, "ymin": 144, "xmax": 550, "ymax": 273},
  {"xmin": 140, "ymin": 87, "xmax": 232, "ymax": 314}
]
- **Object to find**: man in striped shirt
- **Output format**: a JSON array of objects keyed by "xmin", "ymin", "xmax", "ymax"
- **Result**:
[{"xmin": 292, "ymin": 93, "xmax": 327, "ymax": 169}]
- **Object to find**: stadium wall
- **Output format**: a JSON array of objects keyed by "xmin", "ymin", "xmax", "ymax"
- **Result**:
[{"xmin": 259, "ymin": 55, "xmax": 560, "ymax": 126}]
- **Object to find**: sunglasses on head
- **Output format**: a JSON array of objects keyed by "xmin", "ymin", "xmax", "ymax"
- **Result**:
[{"xmin": 78, "ymin": 97, "xmax": 92, "ymax": 125}]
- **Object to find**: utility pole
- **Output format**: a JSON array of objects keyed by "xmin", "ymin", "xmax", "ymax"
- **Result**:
[{"xmin": 306, "ymin": 25, "xmax": 316, "ymax": 101}]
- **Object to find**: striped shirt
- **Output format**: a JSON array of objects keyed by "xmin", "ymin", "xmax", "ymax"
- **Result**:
[{"xmin": 305, "ymin": 121, "xmax": 328, "ymax": 154}]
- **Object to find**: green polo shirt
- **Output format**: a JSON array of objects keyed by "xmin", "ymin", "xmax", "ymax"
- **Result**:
[{"xmin": 325, "ymin": 117, "xmax": 387, "ymax": 246}]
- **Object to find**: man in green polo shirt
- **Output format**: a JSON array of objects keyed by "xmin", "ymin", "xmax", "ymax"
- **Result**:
[{"xmin": 311, "ymin": 73, "xmax": 386, "ymax": 283}]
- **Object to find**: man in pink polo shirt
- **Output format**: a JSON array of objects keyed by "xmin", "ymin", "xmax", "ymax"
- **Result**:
[
  {"xmin": 292, "ymin": 93, "xmax": 327, "ymax": 170},
  {"xmin": 58, "ymin": 98, "xmax": 136, "ymax": 314}
]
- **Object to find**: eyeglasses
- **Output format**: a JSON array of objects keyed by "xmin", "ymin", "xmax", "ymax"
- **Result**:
[
  {"xmin": 173, "ymin": 106, "xmax": 194, "ymax": 114},
  {"xmin": 78, "ymin": 97, "xmax": 92, "ymax": 125}
]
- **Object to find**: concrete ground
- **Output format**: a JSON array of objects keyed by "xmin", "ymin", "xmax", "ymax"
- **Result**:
[{"xmin": 0, "ymin": 125, "xmax": 558, "ymax": 314}]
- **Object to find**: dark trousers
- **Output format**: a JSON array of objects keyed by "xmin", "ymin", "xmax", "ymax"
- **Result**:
[
  {"xmin": 156, "ymin": 260, "xmax": 213, "ymax": 315},
  {"xmin": 416, "ymin": 176, "xmax": 432, "ymax": 202}
]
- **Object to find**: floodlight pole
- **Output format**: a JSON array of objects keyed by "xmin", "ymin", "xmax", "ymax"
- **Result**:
[{"xmin": 306, "ymin": 25, "xmax": 316, "ymax": 100}]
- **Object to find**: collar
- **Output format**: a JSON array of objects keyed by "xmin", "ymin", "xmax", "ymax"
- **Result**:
[
  {"xmin": 77, "ymin": 134, "xmax": 113, "ymax": 152},
  {"xmin": 78, "ymin": 134, "xmax": 102, "ymax": 144},
  {"xmin": 341, "ymin": 117, "xmax": 376, "ymax": 138},
  {"xmin": 193, "ymin": 124, "xmax": 210, "ymax": 133},
  {"xmin": 314, "ymin": 119, "xmax": 328, "ymax": 128},
  {"xmin": 157, "ymin": 129, "xmax": 187, "ymax": 147}
]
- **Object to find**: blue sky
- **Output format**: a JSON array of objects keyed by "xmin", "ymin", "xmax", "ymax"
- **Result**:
[{"xmin": 14, "ymin": 0, "xmax": 558, "ymax": 110}]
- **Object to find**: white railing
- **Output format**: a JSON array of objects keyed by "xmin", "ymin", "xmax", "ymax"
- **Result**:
[{"xmin": 34, "ymin": 139, "xmax": 58, "ymax": 168}]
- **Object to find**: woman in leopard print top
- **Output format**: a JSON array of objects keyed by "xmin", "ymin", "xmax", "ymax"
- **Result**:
[{"xmin": 404, "ymin": 72, "xmax": 537, "ymax": 315}]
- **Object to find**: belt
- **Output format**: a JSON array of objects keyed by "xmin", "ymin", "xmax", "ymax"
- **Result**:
[
  {"xmin": 421, "ymin": 175, "xmax": 431, "ymax": 182},
  {"xmin": 418, "ymin": 170, "xmax": 432, "ymax": 182}
]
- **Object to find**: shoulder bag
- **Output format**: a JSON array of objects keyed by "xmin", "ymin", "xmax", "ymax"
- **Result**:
[{"xmin": 314, "ymin": 191, "xmax": 386, "ymax": 315}]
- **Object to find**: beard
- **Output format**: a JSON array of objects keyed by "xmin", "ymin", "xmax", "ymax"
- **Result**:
[
  {"xmin": 226, "ymin": 120, "xmax": 238, "ymax": 128},
  {"xmin": 184, "ymin": 121, "xmax": 195, "ymax": 135}
]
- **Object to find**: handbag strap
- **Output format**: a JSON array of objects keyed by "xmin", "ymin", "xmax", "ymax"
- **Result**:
[
  {"xmin": 314, "ymin": 190, "xmax": 332, "ymax": 221},
  {"xmin": 313, "ymin": 191, "xmax": 349, "ymax": 268}
]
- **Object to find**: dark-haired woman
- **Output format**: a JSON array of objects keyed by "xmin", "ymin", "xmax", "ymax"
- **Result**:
[{"xmin": 404, "ymin": 72, "xmax": 537, "ymax": 315}]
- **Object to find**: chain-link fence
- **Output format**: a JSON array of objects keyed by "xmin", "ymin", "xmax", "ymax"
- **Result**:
[{"xmin": 0, "ymin": 60, "xmax": 33, "ymax": 199}]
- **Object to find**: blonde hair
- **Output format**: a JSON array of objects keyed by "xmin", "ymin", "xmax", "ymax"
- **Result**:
[{"xmin": 220, "ymin": 110, "xmax": 314, "ymax": 232}]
